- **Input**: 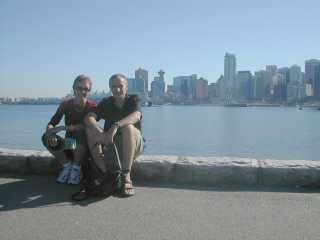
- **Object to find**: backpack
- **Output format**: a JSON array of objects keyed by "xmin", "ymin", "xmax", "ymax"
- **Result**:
[{"xmin": 72, "ymin": 143, "xmax": 123, "ymax": 201}]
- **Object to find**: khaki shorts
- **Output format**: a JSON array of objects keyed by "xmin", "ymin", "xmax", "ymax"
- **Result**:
[{"xmin": 114, "ymin": 126, "xmax": 144, "ymax": 161}]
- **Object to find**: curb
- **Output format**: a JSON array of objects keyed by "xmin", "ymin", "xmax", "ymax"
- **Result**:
[{"xmin": 1, "ymin": 148, "xmax": 320, "ymax": 187}]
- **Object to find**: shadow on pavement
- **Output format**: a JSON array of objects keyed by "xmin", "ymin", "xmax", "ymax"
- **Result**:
[
  {"xmin": 0, "ymin": 174, "xmax": 112, "ymax": 212},
  {"xmin": 134, "ymin": 179, "xmax": 320, "ymax": 194},
  {"xmin": 1, "ymin": 174, "xmax": 319, "ymax": 213}
]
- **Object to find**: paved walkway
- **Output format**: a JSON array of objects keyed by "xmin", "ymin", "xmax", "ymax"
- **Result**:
[{"xmin": 1, "ymin": 174, "xmax": 320, "ymax": 240}]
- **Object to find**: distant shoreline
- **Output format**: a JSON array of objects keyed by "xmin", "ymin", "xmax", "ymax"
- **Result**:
[{"xmin": 1, "ymin": 103, "xmax": 320, "ymax": 108}]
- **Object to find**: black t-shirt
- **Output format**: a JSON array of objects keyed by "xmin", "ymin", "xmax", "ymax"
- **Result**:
[{"xmin": 95, "ymin": 95, "xmax": 142, "ymax": 131}]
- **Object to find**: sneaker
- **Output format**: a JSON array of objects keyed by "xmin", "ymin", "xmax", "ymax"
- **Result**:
[
  {"xmin": 68, "ymin": 164, "xmax": 82, "ymax": 185},
  {"xmin": 56, "ymin": 162, "xmax": 72, "ymax": 183}
]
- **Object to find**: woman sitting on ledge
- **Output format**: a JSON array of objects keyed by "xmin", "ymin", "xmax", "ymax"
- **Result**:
[{"xmin": 42, "ymin": 74, "xmax": 96, "ymax": 184}]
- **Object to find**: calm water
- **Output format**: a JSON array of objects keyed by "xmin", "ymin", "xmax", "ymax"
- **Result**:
[{"xmin": 0, "ymin": 105, "xmax": 319, "ymax": 160}]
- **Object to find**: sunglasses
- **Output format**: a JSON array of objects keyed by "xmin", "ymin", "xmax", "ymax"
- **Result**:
[{"xmin": 76, "ymin": 87, "xmax": 91, "ymax": 92}]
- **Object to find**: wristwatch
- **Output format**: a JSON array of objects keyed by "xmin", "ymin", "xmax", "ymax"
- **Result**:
[{"xmin": 112, "ymin": 121, "xmax": 121, "ymax": 129}]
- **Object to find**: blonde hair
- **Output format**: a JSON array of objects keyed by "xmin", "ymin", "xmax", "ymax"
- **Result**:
[{"xmin": 73, "ymin": 74, "xmax": 92, "ymax": 90}]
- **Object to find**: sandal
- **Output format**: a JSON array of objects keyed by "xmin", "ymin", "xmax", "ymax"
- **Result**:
[
  {"xmin": 119, "ymin": 171, "xmax": 135, "ymax": 197},
  {"xmin": 120, "ymin": 180, "xmax": 135, "ymax": 197}
]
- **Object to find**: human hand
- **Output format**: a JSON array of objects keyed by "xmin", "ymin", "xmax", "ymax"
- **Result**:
[
  {"xmin": 103, "ymin": 126, "xmax": 118, "ymax": 145},
  {"xmin": 47, "ymin": 135, "xmax": 58, "ymax": 147},
  {"xmin": 47, "ymin": 124, "xmax": 54, "ymax": 130}
]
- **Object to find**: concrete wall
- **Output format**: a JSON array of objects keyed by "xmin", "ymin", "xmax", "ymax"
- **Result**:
[{"xmin": 1, "ymin": 148, "xmax": 320, "ymax": 187}]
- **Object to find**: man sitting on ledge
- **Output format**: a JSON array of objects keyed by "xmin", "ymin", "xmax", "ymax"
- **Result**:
[{"xmin": 85, "ymin": 74, "xmax": 144, "ymax": 197}]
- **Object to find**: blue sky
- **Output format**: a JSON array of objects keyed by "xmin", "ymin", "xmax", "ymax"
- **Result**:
[{"xmin": 1, "ymin": 0, "xmax": 319, "ymax": 97}]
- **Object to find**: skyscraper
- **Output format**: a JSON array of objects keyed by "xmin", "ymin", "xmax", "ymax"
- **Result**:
[
  {"xmin": 237, "ymin": 71, "xmax": 252, "ymax": 99},
  {"xmin": 266, "ymin": 65, "xmax": 278, "ymax": 98},
  {"xmin": 135, "ymin": 68, "xmax": 148, "ymax": 94},
  {"xmin": 305, "ymin": 59, "xmax": 320, "ymax": 97},
  {"xmin": 151, "ymin": 70, "xmax": 166, "ymax": 103},
  {"xmin": 195, "ymin": 78, "xmax": 209, "ymax": 101},
  {"xmin": 173, "ymin": 74, "xmax": 197, "ymax": 101},
  {"xmin": 254, "ymin": 70, "xmax": 268, "ymax": 99},
  {"xmin": 224, "ymin": 53, "xmax": 236, "ymax": 99},
  {"xmin": 289, "ymin": 65, "xmax": 302, "ymax": 84}
]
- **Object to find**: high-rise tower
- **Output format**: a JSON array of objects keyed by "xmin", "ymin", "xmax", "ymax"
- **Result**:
[
  {"xmin": 224, "ymin": 53, "xmax": 236, "ymax": 99},
  {"xmin": 135, "ymin": 68, "xmax": 148, "ymax": 94}
]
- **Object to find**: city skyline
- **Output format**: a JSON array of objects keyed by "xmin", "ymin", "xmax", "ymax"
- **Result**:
[
  {"xmin": 1, "ymin": 56, "xmax": 318, "ymax": 99},
  {"xmin": 1, "ymin": 0, "xmax": 319, "ymax": 98}
]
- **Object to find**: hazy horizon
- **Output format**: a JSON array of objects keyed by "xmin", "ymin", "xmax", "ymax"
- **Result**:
[{"xmin": 1, "ymin": 0, "xmax": 319, "ymax": 98}]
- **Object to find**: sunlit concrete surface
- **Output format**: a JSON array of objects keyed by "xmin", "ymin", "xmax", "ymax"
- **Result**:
[{"xmin": 1, "ymin": 175, "xmax": 320, "ymax": 240}]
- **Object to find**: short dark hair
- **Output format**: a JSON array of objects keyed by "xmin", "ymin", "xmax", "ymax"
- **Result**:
[
  {"xmin": 73, "ymin": 74, "xmax": 92, "ymax": 90},
  {"xmin": 109, "ymin": 74, "xmax": 127, "ymax": 87}
]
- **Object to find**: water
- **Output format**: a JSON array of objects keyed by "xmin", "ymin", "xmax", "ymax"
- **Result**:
[{"xmin": 0, "ymin": 104, "xmax": 319, "ymax": 160}]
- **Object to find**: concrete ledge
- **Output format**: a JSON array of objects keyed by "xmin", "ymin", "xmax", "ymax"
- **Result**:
[{"xmin": 1, "ymin": 148, "xmax": 320, "ymax": 187}]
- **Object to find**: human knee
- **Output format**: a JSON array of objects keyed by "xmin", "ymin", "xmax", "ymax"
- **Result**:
[{"xmin": 120, "ymin": 124, "xmax": 135, "ymax": 134}]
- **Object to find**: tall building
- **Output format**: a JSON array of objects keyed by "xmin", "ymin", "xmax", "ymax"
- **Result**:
[
  {"xmin": 289, "ymin": 65, "xmax": 302, "ymax": 84},
  {"xmin": 287, "ymin": 65, "xmax": 304, "ymax": 103},
  {"xmin": 208, "ymin": 83, "xmax": 218, "ymax": 99},
  {"xmin": 278, "ymin": 67, "xmax": 290, "ymax": 83},
  {"xmin": 305, "ymin": 59, "xmax": 320, "ymax": 97},
  {"xmin": 224, "ymin": 53, "xmax": 236, "ymax": 99},
  {"xmin": 215, "ymin": 75, "xmax": 224, "ymax": 99},
  {"xmin": 237, "ymin": 71, "xmax": 252, "ymax": 99},
  {"xmin": 127, "ymin": 77, "xmax": 146, "ymax": 100},
  {"xmin": 195, "ymin": 78, "xmax": 209, "ymax": 101},
  {"xmin": 127, "ymin": 78, "xmax": 136, "ymax": 93},
  {"xmin": 265, "ymin": 65, "xmax": 278, "ymax": 97},
  {"xmin": 127, "ymin": 77, "xmax": 144, "ymax": 94},
  {"xmin": 135, "ymin": 68, "xmax": 148, "ymax": 94},
  {"xmin": 266, "ymin": 65, "xmax": 277, "ymax": 76},
  {"xmin": 173, "ymin": 74, "xmax": 197, "ymax": 101},
  {"xmin": 272, "ymin": 72, "xmax": 287, "ymax": 101},
  {"xmin": 151, "ymin": 70, "xmax": 166, "ymax": 103},
  {"xmin": 254, "ymin": 70, "xmax": 268, "ymax": 99}
]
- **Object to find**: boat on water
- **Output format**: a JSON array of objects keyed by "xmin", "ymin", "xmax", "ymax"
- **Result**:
[
  {"xmin": 224, "ymin": 103, "xmax": 248, "ymax": 107},
  {"xmin": 141, "ymin": 101, "xmax": 162, "ymax": 107}
]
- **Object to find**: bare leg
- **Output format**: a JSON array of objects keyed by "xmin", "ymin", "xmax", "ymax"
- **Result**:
[{"xmin": 119, "ymin": 124, "xmax": 139, "ymax": 182}]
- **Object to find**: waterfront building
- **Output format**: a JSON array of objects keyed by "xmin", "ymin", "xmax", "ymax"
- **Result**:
[
  {"xmin": 265, "ymin": 65, "xmax": 277, "ymax": 97},
  {"xmin": 135, "ymin": 68, "xmax": 148, "ymax": 94},
  {"xmin": 127, "ymin": 78, "xmax": 136, "ymax": 93},
  {"xmin": 195, "ymin": 78, "xmax": 209, "ymax": 102},
  {"xmin": 278, "ymin": 67, "xmax": 290, "ymax": 83},
  {"xmin": 215, "ymin": 75, "xmax": 224, "ymax": 99},
  {"xmin": 166, "ymin": 84, "xmax": 176, "ymax": 103},
  {"xmin": 224, "ymin": 53, "xmax": 237, "ymax": 99},
  {"xmin": 173, "ymin": 74, "xmax": 197, "ymax": 102},
  {"xmin": 237, "ymin": 71, "xmax": 252, "ymax": 100},
  {"xmin": 289, "ymin": 65, "xmax": 302, "ymax": 84},
  {"xmin": 287, "ymin": 82, "xmax": 306, "ymax": 103},
  {"xmin": 253, "ymin": 70, "xmax": 268, "ymax": 100},
  {"xmin": 151, "ymin": 70, "xmax": 166, "ymax": 104},
  {"xmin": 305, "ymin": 83, "xmax": 313, "ymax": 97},
  {"xmin": 127, "ymin": 77, "xmax": 147, "ymax": 101},
  {"xmin": 272, "ymin": 72, "xmax": 287, "ymax": 101},
  {"xmin": 208, "ymin": 83, "xmax": 218, "ymax": 99},
  {"xmin": 305, "ymin": 59, "xmax": 320, "ymax": 97}
]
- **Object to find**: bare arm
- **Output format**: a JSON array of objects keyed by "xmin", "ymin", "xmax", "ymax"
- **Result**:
[
  {"xmin": 103, "ymin": 111, "xmax": 141, "ymax": 145},
  {"xmin": 116, "ymin": 111, "xmax": 141, "ymax": 128},
  {"xmin": 84, "ymin": 112, "xmax": 103, "ymax": 132}
]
